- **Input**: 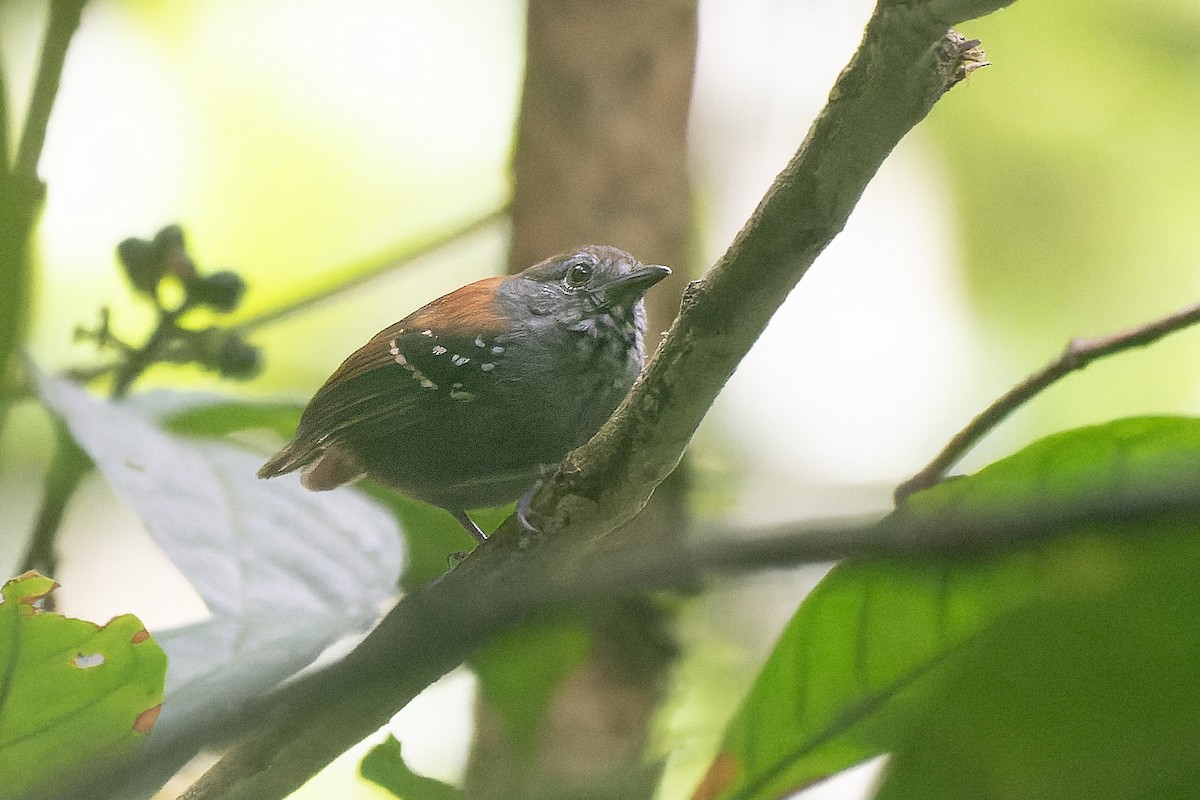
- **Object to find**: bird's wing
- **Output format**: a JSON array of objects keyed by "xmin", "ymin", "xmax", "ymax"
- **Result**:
[
  {"xmin": 293, "ymin": 278, "xmax": 514, "ymax": 446},
  {"xmin": 261, "ymin": 276, "xmax": 514, "ymax": 480}
]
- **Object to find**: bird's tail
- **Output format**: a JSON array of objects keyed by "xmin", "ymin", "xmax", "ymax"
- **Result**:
[
  {"xmin": 258, "ymin": 440, "xmax": 365, "ymax": 491},
  {"xmin": 257, "ymin": 442, "xmax": 310, "ymax": 479}
]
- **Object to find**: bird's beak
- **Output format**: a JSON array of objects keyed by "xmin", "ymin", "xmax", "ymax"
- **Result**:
[{"xmin": 591, "ymin": 264, "xmax": 671, "ymax": 311}]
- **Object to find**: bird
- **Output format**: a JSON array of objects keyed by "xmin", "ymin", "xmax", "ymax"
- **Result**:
[{"xmin": 257, "ymin": 245, "xmax": 670, "ymax": 543}]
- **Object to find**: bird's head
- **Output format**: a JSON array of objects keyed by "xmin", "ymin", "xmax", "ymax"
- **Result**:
[{"xmin": 509, "ymin": 245, "xmax": 671, "ymax": 326}]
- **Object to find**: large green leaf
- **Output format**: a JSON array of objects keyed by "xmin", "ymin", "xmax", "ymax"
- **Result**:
[
  {"xmin": 692, "ymin": 416, "xmax": 1200, "ymax": 800},
  {"xmin": 874, "ymin": 525, "xmax": 1200, "ymax": 800},
  {"xmin": 0, "ymin": 572, "xmax": 167, "ymax": 800}
]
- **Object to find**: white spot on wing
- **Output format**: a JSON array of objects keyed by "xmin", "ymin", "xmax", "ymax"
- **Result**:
[{"xmin": 389, "ymin": 340, "xmax": 437, "ymax": 388}]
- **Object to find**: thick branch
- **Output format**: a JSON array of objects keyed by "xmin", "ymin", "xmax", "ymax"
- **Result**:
[
  {"xmin": 180, "ymin": 3, "xmax": 1013, "ymax": 797},
  {"xmin": 523, "ymin": 19, "xmax": 998, "ymax": 542},
  {"xmin": 895, "ymin": 298, "xmax": 1200, "ymax": 502}
]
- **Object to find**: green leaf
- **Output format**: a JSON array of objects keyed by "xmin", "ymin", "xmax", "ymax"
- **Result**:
[
  {"xmin": 469, "ymin": 610, "xmax": 592, "ymax": 758},
  {"xmin": 873, "ymin": 524, "xmax": 1200, "ymax": 800},
  {"xmin": 164, "ymin": 399, "xmax": 301, "ymax": 439},
  {"xmin": 0, "ymin": 572, "xmax": 167, "ymax": 800},
  {"xmin": 694, "ymin": 416, "xmax": 1200, "ymax": 800},
  {"xmin": 361, "ymin": 734, "xmax": 464, "ymax": 800}
]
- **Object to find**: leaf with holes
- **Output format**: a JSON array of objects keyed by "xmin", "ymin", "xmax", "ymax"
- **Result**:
[{"xmin": 0, "ymin": 572, "xmax": 166, "ymax": 800}]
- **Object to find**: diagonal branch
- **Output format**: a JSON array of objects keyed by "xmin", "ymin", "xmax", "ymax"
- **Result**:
[
  {"xmin": 230, "ymin": 204, "xmax": 509, "ymax": 335},
  {"xmin": 895, "ymin": 298, "xmax": 1200, "ymax": 502},
  {"xmin": 178, "ymin": 3, "xmax": 1013, "ymax": 798},
  {"xmin": 520, "ymin": 20, "xmax": 993, "ymax": 544}
]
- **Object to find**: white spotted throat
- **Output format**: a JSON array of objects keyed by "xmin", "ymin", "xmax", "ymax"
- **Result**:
[{"xmin": 258, "ymin": 245, "xmax": 670, "ymax": 542}]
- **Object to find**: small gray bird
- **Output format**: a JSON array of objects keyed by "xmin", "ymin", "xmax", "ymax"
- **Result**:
[{"xmin": 258, "ymin": 245, "xmax": 669, "ymax": 541}]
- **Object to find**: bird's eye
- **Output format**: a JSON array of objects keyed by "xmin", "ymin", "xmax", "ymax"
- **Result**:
[{"xmin": 564, "ymin": 261, "xmax": 593, "ymax": 288}]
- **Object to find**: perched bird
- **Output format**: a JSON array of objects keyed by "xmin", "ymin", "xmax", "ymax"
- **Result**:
[{"xmin": 258, "ymin": 245, "xmax": 670, "ymax": 542}]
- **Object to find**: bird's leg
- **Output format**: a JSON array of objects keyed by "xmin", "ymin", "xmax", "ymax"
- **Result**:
[{"xmin": 452, "ymin": 509, "xmax": 488, "ymax": 543}]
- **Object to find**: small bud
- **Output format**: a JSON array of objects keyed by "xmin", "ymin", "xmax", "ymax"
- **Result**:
[
  {"xmin": 116, "ymin": 237, "xmax": 162, "ymax": 294},
  {"xmin": 153, "ymin": 224, "xmax": 197, "ymax": 283},
  {"xmin": 189, "ymin": 270, "xmax": 247, "ymax": 313},
  {"xmin": 193, "ymin": 327, "xmax": 263, "ymax": 380},
  {"xmin": 216, "ymin": 334, "xmax": 263, "ymax": 380}
]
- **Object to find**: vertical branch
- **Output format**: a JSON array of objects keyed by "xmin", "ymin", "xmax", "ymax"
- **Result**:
[
  {"xmin": 18, "ymin": 423, "xmax": 91, "ymax": 581},
  {"xmin": 0, "ymin": 0, "xmax": 89, "ymax": 435},
  {"xmin": 13, "ymin": 0, "xmax": 87, "ymax": 179},
  {"xmin": 0, "ymin": 40, "xmax": 11, "ymax": 175},
  {"xmin": 1, "ymin": 0, "xmax": 90, "ymax": 592}
]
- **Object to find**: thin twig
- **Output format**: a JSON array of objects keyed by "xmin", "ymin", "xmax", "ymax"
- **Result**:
[
  {"xmin": 17, "ymin": 423, "xmax": 90, "ymax": 582},
  {"xmin": 14, "ymin": 0, "xmax": 87, "ymax": 180},
  {"xmin": 895, "ymin": 298, "xmax": 1200, "ymax": 503},
  {"xmin": 61, "ymin": 360, "xmax": 120, "ymax": 384},
  {"xmin": 109, "ymin": 302, "xmax": 193, "ymax": 398},
  {"xmin": 231, "ymin": 204, "xmax": 508, "ymax": 335},
  {"xmin": 19, "ymin": 298, "xmax": 173, "ymax": 584}
]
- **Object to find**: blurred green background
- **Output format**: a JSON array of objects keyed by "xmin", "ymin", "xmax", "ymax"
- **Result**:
[{"xmin": 3, "ymin": 0, "xmax": 1200, "ymax": 798}]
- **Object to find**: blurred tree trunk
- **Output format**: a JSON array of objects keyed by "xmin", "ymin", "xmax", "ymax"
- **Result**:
[{"xmin": 464, "ymin": 1, "xmax": 696, "ymax": 798}]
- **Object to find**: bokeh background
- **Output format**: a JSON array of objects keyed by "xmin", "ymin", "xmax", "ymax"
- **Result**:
[{"xmin": 2, "ymin": 0, "xmax": 1199, "ymax": 797}]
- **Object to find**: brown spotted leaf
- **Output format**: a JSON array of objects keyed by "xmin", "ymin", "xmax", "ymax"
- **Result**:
[{"xmin": 0, "ymin": 572, "xmax": 167, "ymax": 799}]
